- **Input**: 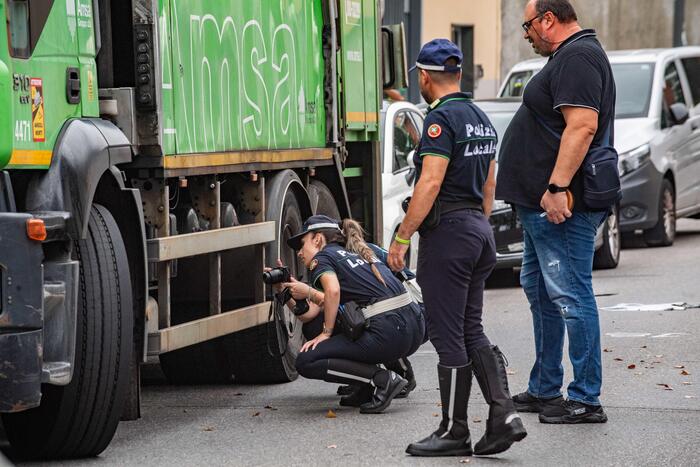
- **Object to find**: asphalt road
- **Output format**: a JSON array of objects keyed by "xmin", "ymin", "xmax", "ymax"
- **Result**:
[{"xmin": 3, "ymin": 220, "xmax": 700, "ymax": 467}]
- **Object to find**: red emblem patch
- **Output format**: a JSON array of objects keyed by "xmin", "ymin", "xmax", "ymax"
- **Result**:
[{"xmin": 428, "ymin": 123, "xmax": 442, "ymax": 138}]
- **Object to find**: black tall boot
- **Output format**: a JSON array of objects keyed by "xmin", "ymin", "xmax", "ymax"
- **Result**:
[
  {"xmin": 471, "ymin": 345, "xmax": 527, "ymax": 455},
  {"xmin": 406, "ymin": 364, "xmax": 473, "ymax": 457}
]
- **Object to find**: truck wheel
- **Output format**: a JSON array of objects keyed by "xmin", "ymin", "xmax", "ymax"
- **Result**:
[
  {"xmin": 308, "ymin": 180, "xmax": 340, "ymax": 218},
  {"xmin": 644, "ymin": 179, "xmax": 675, "ymax": 247},
  {"xmin": 593, "ymin": 205, "xmax": 620, "ymax": 269},
  {"xmin": 2, "ymin": 204, "xmax": 133, "ymax": 459},
  {"xmin": 228, "ymin": 175, "xmax": 307, "ymax": 383}
]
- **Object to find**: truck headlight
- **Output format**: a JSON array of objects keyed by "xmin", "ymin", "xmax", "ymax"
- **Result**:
[{"xmin": 618, "ymin": 144, "xmax": 651, "ymax": 177}]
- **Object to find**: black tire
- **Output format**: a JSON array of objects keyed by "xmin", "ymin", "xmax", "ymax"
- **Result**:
[
  {"xmin": 308, "ymin": 180, "xmax": 340, "ymax": 218},
  {"xmin": 593, "ymin": 205, "xmax": 620, "ymax": 269},
  {"xmin": 2, "ymin": 205, "xmax": 133, "ymax": 459},
  {"xmin": 644, "ymin": 179, "xmax": 676, "ymax": 247},
  {"xmin": 228, "ymin": 177, "xmax": 306, "ymax": 383}
]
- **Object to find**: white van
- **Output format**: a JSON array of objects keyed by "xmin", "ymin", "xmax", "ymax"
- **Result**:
[{"xmin": 499, "ymin": 47, "xmax": 700, "ymax": 246}]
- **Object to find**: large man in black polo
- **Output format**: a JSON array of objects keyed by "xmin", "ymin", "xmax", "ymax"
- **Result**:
[
  {"xmin": 388, "ymin": 39, "xmax": 526, "ymax": 457},
  {"xmin": 497, "ymin": 0, "xmax": 616, "ymax": 424}
]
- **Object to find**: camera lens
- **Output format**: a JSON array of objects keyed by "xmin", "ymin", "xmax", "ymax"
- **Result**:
[{"xmin": 262, "ymin": 268, "xmax": 287, "ymax": 284}]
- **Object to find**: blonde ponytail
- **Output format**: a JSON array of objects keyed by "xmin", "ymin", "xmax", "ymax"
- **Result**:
[{"xmin": 342, "ymin": 218, "xmax": 387, "ymax": 288}]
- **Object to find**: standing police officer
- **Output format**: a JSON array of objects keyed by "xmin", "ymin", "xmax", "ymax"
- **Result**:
[{"xmin": 388, "ymin": 39, "xmax": 527, "ymax": 457}]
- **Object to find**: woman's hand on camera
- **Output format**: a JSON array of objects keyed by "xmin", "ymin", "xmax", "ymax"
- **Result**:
[
  {"xmin": 300, "ymin": 332, "xmax": 330, "ymax": 352},
  {"xmin": 281, "ymin": 280, "xmax": 310, "ymax": 300}
]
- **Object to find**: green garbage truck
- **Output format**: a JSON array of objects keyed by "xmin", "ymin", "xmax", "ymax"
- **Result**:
[{"xmin": 0, "ymin": 0, "xmax": 405, "ymax": 458}]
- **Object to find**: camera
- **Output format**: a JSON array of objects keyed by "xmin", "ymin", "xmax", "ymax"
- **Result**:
[{"xmin": 262, "ymin": 266, "xmax": 291, "ymax": 285}]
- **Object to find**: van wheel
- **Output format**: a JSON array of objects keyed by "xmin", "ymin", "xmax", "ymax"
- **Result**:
[
  {"xmin": 644, "ymin": 179, "xmax": 675, "ymax": 247},
  {"xmin": 593, "ymin": 205, "xmax": 620, "ymax": 269},
  {"xmin": 2, "ymin": 205, "xmax": 133, "ymax": 459}
]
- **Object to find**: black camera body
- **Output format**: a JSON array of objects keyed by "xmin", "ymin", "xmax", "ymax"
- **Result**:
[{"xmin": 262, "ymin": 266, "xmax": 291, "ymax": 285}]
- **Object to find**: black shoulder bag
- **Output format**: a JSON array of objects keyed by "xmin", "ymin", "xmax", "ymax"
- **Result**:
[{"xmin": 532, "ymin": 113, "xmax": 621, "ymax": 210}]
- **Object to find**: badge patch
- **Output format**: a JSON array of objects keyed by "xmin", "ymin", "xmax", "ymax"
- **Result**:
[
  {"xmin": 427, "ymin": 123, "xmax": 442, "ymax": 138},
  {"xmin": 309, "ymin": 259, "xmax": 318, "ymax": 271}
]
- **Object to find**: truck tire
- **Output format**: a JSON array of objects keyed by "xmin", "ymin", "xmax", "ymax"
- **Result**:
[
  {"xmin": 593, "ymin": 205, "xmax": 620, "ymax": 270},
  {"xmin": 2, "ymin": 204, "xmax": 133, "ymax": 459},
  {"xmin": 228, "ymin": 178, "xmax": 306, "ymax": 383},
  {"xmin": 308, "ymin": 180, "xmax": 341, "ymax": 218},
  {"xmin": 644, "ymin": 179, "xmax": 676, "ymax": 247}
]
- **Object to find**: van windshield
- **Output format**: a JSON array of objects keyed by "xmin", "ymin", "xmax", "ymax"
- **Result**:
[
  {"xmin": 612, "ymin": 63, "xmax": 654, "ymax": 118},
  {"xmin": 499, "ymin": 62, "xmax": 655, "ymax": 119}
]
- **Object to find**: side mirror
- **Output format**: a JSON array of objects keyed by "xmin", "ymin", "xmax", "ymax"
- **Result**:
[
  {"xmin": 406, "ymin": 149, "xmax": 415, "ymax": 169},
  {"xmin": 381, "ymin": 24, "xmax": 408, "ymax": 90},
  {"xmin": 405, "ymin": 150, "xmax": 416, "ymax": 185},
  {"xmin": 669, "ymin": 102, "xmax": 689, "ymax": 126},
  {"xmin": 0, "ymin": 59, "xmax": 12, "ymax": 167}
]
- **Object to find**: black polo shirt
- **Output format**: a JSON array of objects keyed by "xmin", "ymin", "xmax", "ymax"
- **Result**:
[
  {"xmin": 309, "ymin": 243, "xmax": 404, "ymax": 305},
  {"xmin": 496, "ymin": 29, "xmax": 616, "ymax": 210},
  {"xmin": 414, "ymin": 92, "xmax": 497, "ymax": 204}
]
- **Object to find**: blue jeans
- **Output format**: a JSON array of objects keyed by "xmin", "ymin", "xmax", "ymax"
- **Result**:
[{"xmin": 516, "ymin": 206, "xmax": 607, "ymax": 406}]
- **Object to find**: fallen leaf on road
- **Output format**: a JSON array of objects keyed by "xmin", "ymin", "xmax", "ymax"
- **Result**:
[
  {"xmin": 326, "ymin": 409, "xmax": 337, "ymax": 419},
  {"xmin": 640, "ymin": 360, "xmax": 646, "ymax": 363},
  {"xmin": 685, "ymin": 395, "xmax": 696, "ymax": 399},
  {"xmin": 614, "ymin": 357, "xmax": 623, "ymax": 361},
  {"xmin": 433, "ymin": 413, "xmax": 439, "ymax": 417},
  {"xmin": 603, "ymin": 348, "xmax": 613, "ymax": 352},
  {"xmin": 627, "ymin": 364, "xmax": 636, "ymax": 369},
  {"xmin": 682, "ymin": 381, "xmax": 692, "ymax": 385},
  {"xmin": 264, "ymin": 405, "xmax": 278, "ymax": 411},
  {"xmin": 656, "ymin": 383, "xmax": 673, "ymax": 391},
  {"xmin": 459, "ymin": 459, "xmax": 471, "ymax": 464},
  {"xmin": 437, "ymin": 402, "xmax": 442, "ymax": 407},
  {"xmin": 472, "ymin": 417, "xmax": 482, "ymax": 423},
  {"xmin": 680, "ymin": 370, "xmax": 690, "ymax": 375},
  {"xmin": 327, "ymin": 444, "xmax": 337, "ymax": 449},
  {"xmin": 252, "ymin": 412, "xmax": 261, "ymax": 417},
  {"xmin": 506, "ymin": 369, "xmax": 516, "ymax": 375},
  {"xmin": 674, "ymin": 365, "xmax": 685, "ymax": 369},
  {"xmin": 640, "ymin": 345, "xmax": 647, "ymax": 349},
  {"xmin": 202, "ymin": 426, "xmax": 215, "ymax": 432}
]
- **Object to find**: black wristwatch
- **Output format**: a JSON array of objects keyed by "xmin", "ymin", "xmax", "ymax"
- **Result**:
[{"xmin": 547, "ymin": 183, "xmax": 569, "ymax": 194}]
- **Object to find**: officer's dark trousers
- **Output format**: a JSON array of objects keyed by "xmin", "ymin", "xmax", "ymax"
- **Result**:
[
  {"xmin": 295, "ymin": 304, "xmax": 424, "ymax": 384},
  {"xmin": 417, "ymin": 209, "xmax": 496, "ymax": 367}
]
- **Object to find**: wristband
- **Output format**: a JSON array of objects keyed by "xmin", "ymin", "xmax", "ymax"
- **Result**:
[{"xmin": 394, "ymin": 234, "xmax": 411, "ymax": 245}]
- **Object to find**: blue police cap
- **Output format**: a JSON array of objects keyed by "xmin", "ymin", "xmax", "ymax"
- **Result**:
[
  {"xmin": 287, "ymin": 214, "xmax": 342, "ymax": 250},
  {"xmin": 409, "ymin": 38, "xmax": 463, "ymax": 73}
]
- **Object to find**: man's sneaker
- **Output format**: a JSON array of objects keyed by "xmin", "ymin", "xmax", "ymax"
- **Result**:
[
  {"xmin": 393, "ymin": 376, "xmax": 416, "ymax": 399},
  {"xmin": 539, "ymin": 399, "xmax": 608, "ymax": 424},
  {"xmin": 512, "ymin": 391, "xmax": 563, "ymax": 413}
]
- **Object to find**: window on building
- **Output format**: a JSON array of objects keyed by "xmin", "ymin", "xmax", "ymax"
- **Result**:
[{"xmin": 452, "ymin": 25, "xmax": 474, "ymax": 95}]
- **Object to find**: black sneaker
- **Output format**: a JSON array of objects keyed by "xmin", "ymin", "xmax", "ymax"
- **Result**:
[
  {"xmin": 337, "ymin": 384, "xmax": 356, "ymax": 396},
  {"xmin": 539, "ymin": 399, "xmax": 608, "ymax": 424},
  {"xmin": 512, "ymin": 392, "xmax": 563, "ymax": 413}
]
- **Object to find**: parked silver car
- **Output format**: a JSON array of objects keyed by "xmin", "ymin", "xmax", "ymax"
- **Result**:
[{"xmin": 500, "ymin": 47, "xmax": 700, "ymax": 247}]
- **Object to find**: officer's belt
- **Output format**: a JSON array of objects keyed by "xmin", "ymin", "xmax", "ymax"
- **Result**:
[
  {"xmin": 362, "ymin": 293, "xmax": 412, "ymax": 319},
  {"xmin": 440, "ymin": 199, "xmax": 483, "ymax": 214}
]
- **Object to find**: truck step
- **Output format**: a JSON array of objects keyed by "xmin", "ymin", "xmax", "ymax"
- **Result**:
[
  {"xmin": 147, "ymin": 302, "xmax": 271, "ymax": 356},
  {"xmin": 147, "ymin": 221, "xmax": 275, "ymax": 261}
]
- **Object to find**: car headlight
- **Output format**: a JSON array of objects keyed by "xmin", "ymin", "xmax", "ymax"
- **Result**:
[{"xmin": 618, "ymin": 144, "xmax": 651, "ymax": 177}]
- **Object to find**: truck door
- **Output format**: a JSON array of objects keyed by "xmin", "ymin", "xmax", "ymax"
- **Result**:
[{"xmin": 4, "ymin": 0, "xmax": 88, "ymax": 169}]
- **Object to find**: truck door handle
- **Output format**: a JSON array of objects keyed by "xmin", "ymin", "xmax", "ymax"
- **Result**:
[{"xmin": 66, "ymin": 67, "xmax": 81, "ymax": 104}]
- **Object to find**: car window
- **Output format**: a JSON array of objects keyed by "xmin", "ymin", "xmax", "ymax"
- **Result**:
[
  {"xmin": 661, "ymin": 62, "xmax": 687, "ymax": 128},
  {"xmin": 500, "ymin": 71, "xmax": 534, "ymax": 97},
  {"xmin": 680, "ymin": 57, "xmax": 700, "ymax": 107},
  {"xmin": 611, "ymin": 63, "xmax": 654, "ymax": 118},
  {"xmin": 392, "ymin": 110, "xmax": 420, "ymax": 173}
]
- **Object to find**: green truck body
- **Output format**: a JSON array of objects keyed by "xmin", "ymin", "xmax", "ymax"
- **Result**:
[{"xmin": 0, "ymin": 0, "xmax": 402, "ymax": 459}]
